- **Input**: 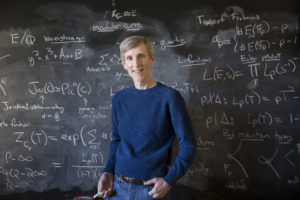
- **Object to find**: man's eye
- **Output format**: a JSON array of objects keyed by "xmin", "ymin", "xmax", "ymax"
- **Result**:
[{"xmin": 139, "ymin": 55, "xmax": 145, "ymax": 58}]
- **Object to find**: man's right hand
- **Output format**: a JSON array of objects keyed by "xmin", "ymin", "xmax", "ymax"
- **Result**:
[{"xmin": 97, "ymin": 172, "xmax": 114, "ymax": 198}]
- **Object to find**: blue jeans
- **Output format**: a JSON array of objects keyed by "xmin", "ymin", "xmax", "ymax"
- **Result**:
[{"xmin": 105, "ymin": 175, "xmax": 168, "ymax": 200}]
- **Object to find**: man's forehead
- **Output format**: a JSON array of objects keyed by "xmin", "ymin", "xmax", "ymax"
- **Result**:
[{"xmin": 124, "ymin": 43, "xmax": 148, "ymax": 55}]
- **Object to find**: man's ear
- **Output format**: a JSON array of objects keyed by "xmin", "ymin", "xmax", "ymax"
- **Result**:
[{"xmin": 150, "ymin": 56, "xmax": 154, "ymax": 66}]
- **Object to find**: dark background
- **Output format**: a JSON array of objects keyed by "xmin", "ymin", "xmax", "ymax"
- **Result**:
[{"xmin": 0, "ymin": 0, "xmax": 299, "ymax": 199}]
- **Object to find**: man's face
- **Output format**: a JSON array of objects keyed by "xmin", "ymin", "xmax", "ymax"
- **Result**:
[{"xmin": 122, "ymin": 43, "xmax": 154, "ymax": 85}]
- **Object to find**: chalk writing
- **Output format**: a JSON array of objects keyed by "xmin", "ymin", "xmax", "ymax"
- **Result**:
[
  {"xmin": 92, "ymin": 21, "xmax": 143, "ymax": 32},
  {"xmin": 178, "ymin": 54, "xmax": 211, "ymax": 67},
  {"xmin": 203, "ymin": 65, "xmax": 244, "ymax": 81},
  {"xmin": 28, "ymin": 47, "xmax": 84, "ymax": 67},
  {"xmin": 257, "ymin": 146, "xmax": 281, "ymax": 179},
  {"xmin": 28, "ymin": 81, "xmax": 91, "ymax": 98},
  {"xmin": 0, "ymin": 54, "xmax": 10, "ymax": 62},
  {"xmin": 0, "ymin": 77, "xmax": 7, "ymax": 96},
  {"xmin": 160, "ymin": 37, "xmax": 186, "ymax": 51},
  {"xmin": 197, "ymin": 11, "xmax": 260, "ymax": 26},
  {"xmin": 43, "ymin": 35, "xmax": 86, "ymax": 44},
  {"xmin": 196, "ymin": 136, "xmax": 215, "ymax": 150},
  {"xmin": 111, "ymin": 9, "xmax": 137, "ymax": 20},
  {"xmin": 186, "ymin": 162, "xmax": 210, "ymax": 176},
  {"xmin": 10, "ymin": 30, "xmax": 36, "ymax": 46},
  {"xmin": 225, "ymin": 179, "xmax": 247, "ymax": 191}
]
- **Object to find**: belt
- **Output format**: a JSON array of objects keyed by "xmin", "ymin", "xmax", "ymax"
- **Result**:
[{"xmin": 117, "ymin": 174, "xmax": 144, "ymax": 185}]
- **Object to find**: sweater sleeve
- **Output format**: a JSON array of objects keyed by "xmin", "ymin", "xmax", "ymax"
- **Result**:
[
  {"xmin": 103, "ymin": 97, "xmax": 120, "ymax": 174},
  {"xmin": 163, "ymin": 91, "xmax": 196, "ymax": 187}
]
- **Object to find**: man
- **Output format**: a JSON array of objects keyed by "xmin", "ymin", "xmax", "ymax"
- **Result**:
[{"xmin": 97, "ymin": 35, "xmax": 196, "ymax": 199}]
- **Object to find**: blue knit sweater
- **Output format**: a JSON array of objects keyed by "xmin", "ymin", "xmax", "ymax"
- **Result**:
[{"xmin": 104, "ymin": 82, "xmax": 196, "ymax": 187}]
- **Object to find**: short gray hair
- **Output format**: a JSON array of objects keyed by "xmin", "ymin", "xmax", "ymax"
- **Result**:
[{"xmin": 120, "ymin": 35, "xmax": 154, "ymax": 62}]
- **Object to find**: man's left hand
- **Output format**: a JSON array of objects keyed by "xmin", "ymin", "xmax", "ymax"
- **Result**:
[{"xmin": 144, "ymin": 177, "xmax": 170, "ymax": 198}]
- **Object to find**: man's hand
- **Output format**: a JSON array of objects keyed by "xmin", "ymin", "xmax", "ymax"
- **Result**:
[
  {"xmin": 97, "ymin": 173, "xmax": 114, "ymax": 198},
  {"xmin": 144, "ymin": 177, "xmax": 170, "ymax": 198}
]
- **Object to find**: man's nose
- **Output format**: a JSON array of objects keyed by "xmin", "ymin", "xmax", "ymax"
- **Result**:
[{"xmin": 133, "ymin": 57, "xmax": 140, "ymax": 67}]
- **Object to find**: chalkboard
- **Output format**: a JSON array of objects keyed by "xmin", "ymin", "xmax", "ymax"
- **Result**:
[{"xmin": 0, "ymin": 0, "xmax": 299, "ymax": 199}]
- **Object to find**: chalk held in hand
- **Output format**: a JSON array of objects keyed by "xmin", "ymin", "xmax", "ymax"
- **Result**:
[
  {"xmin": 93, "ymin": 190, "xmax": 106, "ymax": 199},
  {"xmin": 93, "ymin": 192, "xmax": 100, "ymax": 199}
]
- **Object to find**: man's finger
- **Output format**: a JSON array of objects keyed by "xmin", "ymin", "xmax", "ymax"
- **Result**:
[
  {"xmin": 103, "ymin": 190, "xmax": 112, "ymax": 198},
  {"xmin": 108, "ymin": 189, "xmax": 114, "ymax": 197},
  {"xmin": 144, "ymin": 178, "xmax": 157, "ymax": 185},
  {"xmin": 149, "ymin": 183, "xmax": 160, "ymax": 196}
]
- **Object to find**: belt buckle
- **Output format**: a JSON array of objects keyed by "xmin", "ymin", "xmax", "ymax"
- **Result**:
[
  {"xmin": 119, "ymin": 175, "xmax": 129, "ymax": 183},
  {"xmin": 118, "ymin": 175, "xmax": 143, "ymax": 185},
  {"xmin": 121, "ymin": 176, "xmax": 129, "ymax": 183}
]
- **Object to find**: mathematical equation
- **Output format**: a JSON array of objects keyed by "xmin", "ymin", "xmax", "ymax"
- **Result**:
[{"xmin": 9, "ymin": 125, "xmax": 109, "ymax": 151}]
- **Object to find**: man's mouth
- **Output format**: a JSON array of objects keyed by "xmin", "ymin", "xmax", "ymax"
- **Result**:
[{"xmin": 132, "ymin": 69, "xmax": 143, "ymax": 73}]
